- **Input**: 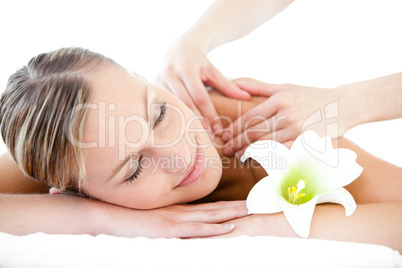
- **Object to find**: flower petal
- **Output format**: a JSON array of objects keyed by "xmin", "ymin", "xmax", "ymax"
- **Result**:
[
  {"xmin": 291, "ymin": 131, "xmax": 333, "ymax": 165},
  {"xmin": 317, "ymin": 188, "xmax": 357, "ymax": 217},
  {"xmin": 246, "ymin": 177, "xmax": 282, "ymax": 214},
  {"xmin": 312, "ymin": 148, "xmax": 363, "ymax": 194},
  {"xmin": 241, "ymin": 140, "xmax": 293, "ymax": 182},
  {"xmin": 291, "ymin": 131, "xmax": 363, "ymax": 194},
  {"xmin": 279, "ymin": 196, "xmax": 318, "ymax": 238}
]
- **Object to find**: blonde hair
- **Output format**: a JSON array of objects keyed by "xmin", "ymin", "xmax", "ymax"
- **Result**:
[{"xmin": 0, "ymin": 47, "xmax": 114, "ymax": 193}]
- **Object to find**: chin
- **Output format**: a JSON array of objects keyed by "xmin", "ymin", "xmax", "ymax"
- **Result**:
[{"xmin": 179, "ymin": 166, "xmax": 223, "ymax": 204}]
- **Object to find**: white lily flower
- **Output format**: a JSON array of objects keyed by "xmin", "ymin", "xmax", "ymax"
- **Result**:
[{"xmin": 242, "ymin": 131, "xmax": 363, "ymax": 238}]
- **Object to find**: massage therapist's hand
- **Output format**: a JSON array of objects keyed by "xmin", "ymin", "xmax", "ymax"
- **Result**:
[
  {"xmin": 156, "ymin": 37, "xmax": 250, "ymax": 134},
  {"xmin": 95, "ymin": 199, "xmax": 248, "ymax": 238},
  {"xmin": 221, "ymin": 78, "xmax": 351, "ymax": 156}
]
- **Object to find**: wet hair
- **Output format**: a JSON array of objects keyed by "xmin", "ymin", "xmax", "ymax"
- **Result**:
[{"xmin": 0, "ymin": 47, "xmax": 115, "ymax": 193}]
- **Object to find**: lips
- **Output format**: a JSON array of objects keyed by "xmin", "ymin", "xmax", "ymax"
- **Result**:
[{"xmin": 174, "ymin": 140, "xmax": 205, "ymax": 188}]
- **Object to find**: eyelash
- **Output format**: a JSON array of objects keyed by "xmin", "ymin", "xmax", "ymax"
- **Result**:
[
  {"xmin": 126, "ymin": 156, "xmax": 143, "ymax": 184},
  {"xmin": 153, "ymin": 101, "xmax": 167, "ymax": 127},
  {"xmin": 126, "ymin": 101, "xmax": 167, "ymax": 183}
]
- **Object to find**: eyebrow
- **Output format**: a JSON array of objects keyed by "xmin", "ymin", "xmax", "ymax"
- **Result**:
[{"xmin": 106, "ymin": 88, "xmax": 149, "ymax": 183}]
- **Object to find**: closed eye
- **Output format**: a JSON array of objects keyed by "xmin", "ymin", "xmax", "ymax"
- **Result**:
[
  {"xmin": 153, "ymin": 101, "xmax": 167, "ymax": 128},
  {"xmin": 124, "ymin": 101, "xmax": 167, "ymax": 184},
  {"xmin": 125, "ymin": 156, "xmax": 143, "ymax": 184}
]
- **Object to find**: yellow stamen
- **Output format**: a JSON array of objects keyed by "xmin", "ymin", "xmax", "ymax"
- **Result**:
[{"xmin": 287, "ymin": 179, "xmax": 307, "ymax": 204}]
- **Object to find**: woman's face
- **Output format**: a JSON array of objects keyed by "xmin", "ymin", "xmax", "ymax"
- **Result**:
[{"xmin": 80, "ymin": 64, "xmax": 222, "ymax": 209}]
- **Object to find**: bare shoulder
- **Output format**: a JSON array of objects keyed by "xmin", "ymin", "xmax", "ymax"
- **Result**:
[
  {"xmin": 208, "ymin": 90, "xmax": 266, "ymax": 127},
  {"xmin": 338, "ymin": 138, "xmax": 402, "ymax": 203},
  {"xmin": 0, "ymin": 153, "xmax": 49, "ymax": 194}
]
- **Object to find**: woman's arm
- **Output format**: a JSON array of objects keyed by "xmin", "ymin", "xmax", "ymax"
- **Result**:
[
  {"xmin": 336, "ymin": 72, "xmax": 402, "ymax": 127},
  {"xmin": 0, "ymin": 193, "xmax": 248, "ymax": 238},
  {"xmin": 219, "ymin": 73, "xmax": 402, "ymax": 156},
  {"xmin": 156, "ymin": 0, "xmax": 294, "ymax": 133},
  {"xmin": 210, "ymin": 87, "xmax": 402, "ymax": 203},
  {"xmin": 220, "ymin": 201, "xmax": 402, "ymax": 252},
  {"xmin": 0, "ymin": 153, "xmax": 248, "ymax": 238},
  {"xmin": 180, "ymin": 0, "xmax": 294, "ymax": 53}
]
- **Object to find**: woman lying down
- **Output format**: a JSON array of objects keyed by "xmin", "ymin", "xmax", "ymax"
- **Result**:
[{"xmin": 0, "ymin": 47, "xmax": 400, "ymax": 252}]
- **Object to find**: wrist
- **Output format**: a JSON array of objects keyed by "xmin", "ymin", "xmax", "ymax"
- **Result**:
[
  {"xmin": 334, "ymin": 82, "xmax": 372, "ymax": 130},
  {"xmin": 169, "ymin": 30, "xmax": 212, "ymax": 55},
  {"xmin": 88, "ymin": 198, "xmax": 146, "ymax": 238},
  {"xmin": 86, "ymin": 198, "xmax": 116, "ymax": 236}
]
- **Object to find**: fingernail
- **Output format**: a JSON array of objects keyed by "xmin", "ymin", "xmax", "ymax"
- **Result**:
[
  {"xmin": 212, "ymin": 123, "xmax": 222, "ymax": 134},
  {"xmin": 223, "ymin": 224, "xmax": 235, "ymax": 230},
  {"xmin": 223, "ymin": 146, "xmax": 234, "ymax": 156},
  {"xmin": 221, "ymin": 132, "xmax": 230, "ymax": 142}
]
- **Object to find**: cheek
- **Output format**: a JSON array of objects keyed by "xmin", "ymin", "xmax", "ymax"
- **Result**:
[
  {"xmin": 109, "ymin": 185, "xmax": 167, "ymax": 209},
  {"xmin": 118, "ymin": 176, "xmax": 175, "ymax": 209}
]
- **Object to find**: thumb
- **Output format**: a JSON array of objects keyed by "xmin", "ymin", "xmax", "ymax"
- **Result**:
[
  {"xmin": 222, "ymin": 97, "xmax": 277, "ymax": 144},
  {"xmin": 204, "ymin": 68, "xmax": 251, "ymax": 100},
  {"xmin": 234, "ymin": 78, "xmax": 284, "ymax": 97}
]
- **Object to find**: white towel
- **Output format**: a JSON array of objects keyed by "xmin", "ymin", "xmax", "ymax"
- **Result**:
[{"xmin": 0, "ymin": 232, "xmax": 400, "ymax": 268}]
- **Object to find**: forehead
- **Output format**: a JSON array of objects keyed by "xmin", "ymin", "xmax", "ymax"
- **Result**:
[
  {"xmin": 84, "ymin": 65, "xmax": 146, "ymax": 129},
  {"xmin": 81, "ymin": 65, "xmax": 148, "ymax": 173},
  {"xmin": 86, "ymin": 64, "xmax": 145, "ymax": 103}
]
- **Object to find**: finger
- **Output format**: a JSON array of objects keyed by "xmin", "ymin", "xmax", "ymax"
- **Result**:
[
  {"xmin": 224, "ymin": 126, "xmax": 292, "ymax": 157},
  {"xmin": 178, "ymin": 205, "xmax": 248, "ymax": 223},
  {"xmin": 165, "ymin": 78, "xmax": 215, "ymax": 135},
  {"xmin": 154, "ymin": 74, "xmax": 166, "ymax": 90},
  {"xmin": 234, "ymin": 78, "xmax": 286, "ymax": 96},
  {"xmin": 282, "ymin": 140, "xmax": 294, "ymax": 149},
  {"xmin": 170, "ymin": 200, "xmax": 246, "ymax": 211},
  {"xmin": 232, "ymin": 128, "xmax": 297, "ymax": 158},
  {"xmin": 169, "ymin": 222, "xmax": 236, "ymax": 238},
  {"xmin": 221, "ymin": 99, "xmax": 277, "ymax": 143},
  {"xmin": 204, "ymin": 67, "xmax": 251, "ymax": 100},
  {"xmin": 164, "ymin": 77, "xmax": 202, "ymax": 115},
  {"xmin": 181, "ymin": 71, "xmax": 223, "ymax": 134}
]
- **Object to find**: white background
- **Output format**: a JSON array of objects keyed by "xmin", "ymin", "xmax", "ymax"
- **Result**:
[{"xmin": 0, "ymin": 0, "xmax": 401, "ymax": 166}]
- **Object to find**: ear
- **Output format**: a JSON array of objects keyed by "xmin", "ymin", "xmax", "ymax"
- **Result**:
[{"xmin": 49, "ymin": 187, "xmax": 67, "ymax": 195}]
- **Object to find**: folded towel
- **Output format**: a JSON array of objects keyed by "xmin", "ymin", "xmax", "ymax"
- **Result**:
[{"xmin": 0, "ymin": 232, "xmax": 400, "ymax": 268}]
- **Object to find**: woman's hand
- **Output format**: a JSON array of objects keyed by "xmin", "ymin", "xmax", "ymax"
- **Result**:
[
  {"xmin": 155, "ymin": 0, "xmax": 295, "ymax": 133},
  {"xmin": 156, "ymin": 38, "xmax": 250, "ymax": 133},
  {"xmin": 221, "ymin": 78, "xmax": 351, "ymax": 156},
  {"xmin": 94, "ymin": 199, "xmax": 248, "ymax": 238}
]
